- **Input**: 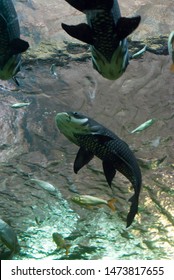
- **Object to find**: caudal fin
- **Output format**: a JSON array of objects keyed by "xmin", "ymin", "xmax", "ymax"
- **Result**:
[{"xmin": 126, "ymin": 195, "xmax": 139, "ymax": 227}]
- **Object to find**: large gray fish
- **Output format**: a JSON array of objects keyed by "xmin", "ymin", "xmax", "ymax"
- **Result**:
[
  {"xmin": 55, "ymin": 112, "xmax": 142, "ymax": 227},
  {"xmin": 0, "ymin": 0, "xmax": 29, "ymax": 83},
  {"xmin": 61, "ymin": 0, "xmax": 141, "ymax": 80}
]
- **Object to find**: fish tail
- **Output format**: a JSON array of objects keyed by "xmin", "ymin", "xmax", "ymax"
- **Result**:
[
  {"xmin": 170, "ymin": 64, "xmax": 174, "ymax": 72},
  {"xmin": 107, "ymin": 198, "xmax": 116, "ymax": 211},
  {"xmin": 126, "ymin": 195, "xmax": 139, "ymax": 227}
]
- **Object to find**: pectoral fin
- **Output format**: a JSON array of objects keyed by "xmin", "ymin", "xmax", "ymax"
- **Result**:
[
  {"xmin": 116, "ymin": 16, "xmax": 141, "ymax": 40},
  {"xmin": 10, "ymin": 38, "xmax": 29, "ymax": 54},
  {"xmin": 61, "ymin": 23, "xmax": 94, "ymax": 44},
  {"xmin": 74, "ymin": 147, "xmax": 94, "ymax": 173},
  {"xmin": 102, "ymin": 160, "xmax": 116, "ymax": 188},
  {"xmin": 65, "ymin": 0, "xmax": 113, "ymax": 12}
]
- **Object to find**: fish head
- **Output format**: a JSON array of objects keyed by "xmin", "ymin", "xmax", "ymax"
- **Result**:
[
  {"xmin": 91, "ymin": 39, "xmax": 129, "ymax": 80},
  {"xmin": 55, "ymin": 112, "xmax": 101, "ymax": 144},
  {"xmin": 71, "ymin": 195, "xmax": 91, "ymax": 206},
  {"xmin": 52, "ymin": 232, "xmax": 64, "ymax": 244},
  {"xmin": 71, "ymin": 195, "xmax": 82, "ymax": 204},
  {"xmin": 0, "ymin": 54, "xmax": 21, "ymax": 81}
]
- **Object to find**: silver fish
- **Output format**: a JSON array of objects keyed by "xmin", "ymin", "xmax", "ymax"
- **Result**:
[
  {"xmin": 50, "ymin": 63, "xmax": 58, "ymax": 77},
  {"xmin": 130, "ymin": 119, "xmax": 156, "ymax": 134},
  {"xmin": 10, "ymin": 102, "xmax": 31, "ymax": 108},
  {"xmin": 0, "ymin": 0, "xmax": 29, "ymax": 83},
  {"xmin": 71, "ymin": 194, "xmax": 116, "ymax": 211},
  {"xmin": 30, "ymin": 178, "xmax": 56, "ymax": 192},
  {"xmin": 168, "ymin": 31, "xmax": 174, "ymax": 72},
  {"xmin": 131, "ymin": 45, "xmax": 147, "ymax": 59},
  {"xmin": 62, "ymin": 0, "xmax": 141, "ymax": 80}
]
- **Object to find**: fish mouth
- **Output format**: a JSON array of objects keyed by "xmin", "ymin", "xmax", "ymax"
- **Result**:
[
  {"xmin": 55, "ymin": 112, "xmax": 93, "ymax": 143},
  {"xmin": 56, "ymin": 112, "xmax": 89, "ymax": 129}
]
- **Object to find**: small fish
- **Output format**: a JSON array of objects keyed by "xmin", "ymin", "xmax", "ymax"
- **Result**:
[
  {"xmin": 131, "ymin": 45, "xmax": 147, "ymax": 59},
  {"xmin": 52, "ymin": 232, "xmax": 71, "ymax": 256},
  {"xmin": 55, "ymin": 112, "xmax": 142, "ymax": 227},
  {"xmin": 130, "ymin": 119, "xmax": 156, "ymax": 134},
  {"xmin": 50, "ymin": 63, "xmax": 58, "ymax": 77},
  {"xmin": 168, "ymin": 31, "xmax": 174, "ymax": 72},
  {"xmin": 10, "ymin": 102, "xmax": 31, "ymax": 108},
  {"xmin": 0, "ymin": 0, "xmax": 29, "ymax": 83},
  {"xmin": 137, "ymin": 156, "xmax": 167, "ymax": 170},
  {"xmin": 71, "ymin": 194, "xmax": 116, "ymax": 211},
  {"xmin": 0, "ymin": 219, "xmax": 20, "ymax": 253},
  {"xmin": 30, "ymin": 178, "xmax": 56, "ymax": 192},
  {"xmin": 62, "ymin": 0, "xmax": 141, "ymax": 80}
]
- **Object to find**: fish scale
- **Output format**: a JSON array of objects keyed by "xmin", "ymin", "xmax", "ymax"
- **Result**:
[
  {"xmin": 0, "ymin": 0, "xmax": 20, "ymax": 43},
  {"xmin": 75, "ymin": 133, "xmax": 141, "ymax": 189},
  {"xmin": 0, "ymin": 0, "xmax": 20, "ymax": 64},
  {"xmin": 89, "ymin": 12, "xmax": 118, "ymax": 61}
]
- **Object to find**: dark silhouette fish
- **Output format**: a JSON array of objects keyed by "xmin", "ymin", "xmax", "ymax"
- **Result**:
[
  {"xmin": 56, "ymin": 112, "xmax": 142, "ymax": 227},
  {"xmin": 0, "ymin": 0, "xmax": 29, "ymax": 84},
  {"xmin": 62, "ymin": 0, "xmax": 141, "ymax": 80}
]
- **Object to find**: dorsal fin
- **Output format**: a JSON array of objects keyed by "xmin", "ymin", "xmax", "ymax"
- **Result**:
[{"xmin": 9, "ymin": 38, "xmax": 29, "ymax": 55}]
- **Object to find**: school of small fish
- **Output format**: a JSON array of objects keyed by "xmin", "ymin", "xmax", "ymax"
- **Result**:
[{"xmin": 0, "ymin": 0, "xmax": 172, "ymax": 258}]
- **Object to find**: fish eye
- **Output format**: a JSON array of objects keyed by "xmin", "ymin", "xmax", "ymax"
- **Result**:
[{"xmin": 73, "ymin": 112, "xmax": 79, "ymax": 117}]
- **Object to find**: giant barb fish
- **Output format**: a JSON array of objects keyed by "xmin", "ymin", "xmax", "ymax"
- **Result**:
[
  {"xmin": 55, "ymin": 112, "xmax": 142, "ymax": 227},
  {"xmin": 0, "ymin": 0, "xmax": 29, "ymax": 83},
  {"xmin": 62, "ymin": 0, "xmax": 141, "ymax": 80}
]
